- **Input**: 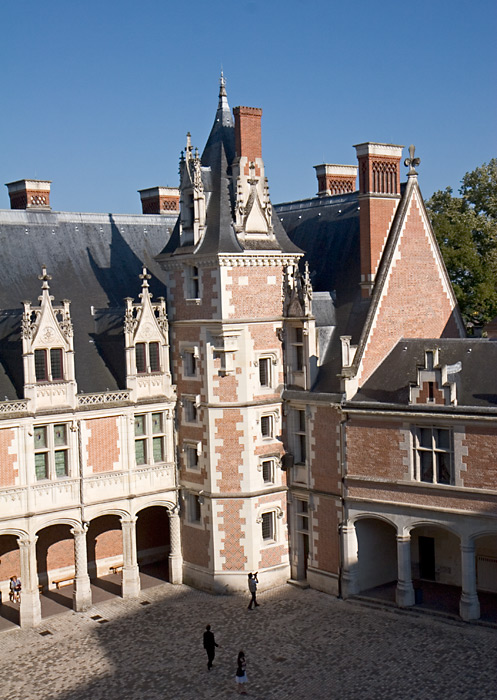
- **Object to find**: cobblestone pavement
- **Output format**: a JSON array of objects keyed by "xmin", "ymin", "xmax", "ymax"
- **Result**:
[{"xmin": 2, "ymin": 583, "xmax": 496, "ymax": 700}]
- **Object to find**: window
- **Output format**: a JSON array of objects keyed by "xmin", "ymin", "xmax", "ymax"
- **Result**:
[
  {"xmin": 34, "ymin": 348, "xmax": 64, "ymax": 382},
  {"xmin": 184, "ymin": 442, "xmax": 200, "ymax": 470},
  {"xmin": 261, "ymin": 512, "xmax": 275, "ymax": 541},
  {"xmin": 296, "ymin": 499, "xmax": 309, "ymax": 532},
  {"xmin": 291, "ymin": 327, "xmax": 304, "ymax": 372},
  {"xmin": 135, "ymin": 342, "xmax": 160, "ymax": 373},
  {"xmin": 261, "ymin": 414, "xmax": 274, "ymax": 439},
  {"xmin": 186, "ymin": 266, "xmax": 200, "ymax": 299},
  {"xmin": 34, "ymin": 423, "xmax": 69, "ymax": 480},
  {"xmin": 183, "ymin": 398, "xmax": 198, "ymax": 423},
  {"xmin": 413, "ymin": 427, "xmax": 453, "ymax": 485},
  {"xmin": 262, "ymin": 459, "xmax": 274, "ymax": 483},
  {"xmin": 294, "ymin": 409, "xmax": 307, "ymax": 464},
  {"xmin": 134, "ymin": 413, "xmax": 166, "ymax": 465},
  {"xmin": 259, "ymin": 357, "xmax": 271, "ymax": 387},
  {"xmin": 187, "ymin": 493, "xmax": 202, "ymax": 524},
  {"xmin": 184, "ymin": 350, "xmax": 197, "ymax": 377}
]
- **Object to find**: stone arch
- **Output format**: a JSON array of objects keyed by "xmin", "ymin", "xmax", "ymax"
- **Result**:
[
  {"xmin": 86, "ymin": 513, "xmax": 124, "ymax": 580},
  {"xmin": 35, "ymin": 522, "xmax": 75, "ymax": 590},
  {"xmin": 355, "ymin": 516, "xmax": 398, "ymax": 594},
  {"xmin": 34, "ymin": 516, "xmax": 80, "ymax": 535},
  {"xmin": 410, "ymin": 523, "xmax": 461, "ymax": 586},
  {"xmin": 135, "ymin": 504, "xmax": 172, "ymax": 584},
  {"xmin": 474, "ymin": 532, "xmax": 497, "ymax": 595}
]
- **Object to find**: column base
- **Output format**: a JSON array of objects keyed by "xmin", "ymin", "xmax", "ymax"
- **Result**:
[
  {"xmin": 459, "ymin": 592, "xmax": 480, "ymax": 621},
  {"xmin": 396, "ymin": 581, "xmax": 415, "ymax": 607},
  {"xmin": 122, "ymin": 566, "xmax": 141, "ymax": 598},
  {"xmin": 20, "ymin": 590, "xmax": 42, "ymax": 629},
  {"xmin": 168, "ymin": 554, "xmax": 183, "ymax": 585},
  {"xmin": 73, "ymin": 576, "xmax": 92, "ymax": 612},
  {"xmin": 341, "ymin": 572, "xmax": 359, "ymax": 599}
]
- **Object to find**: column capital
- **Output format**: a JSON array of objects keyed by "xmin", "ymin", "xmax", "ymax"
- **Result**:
[
  {"xmin": 18, "ymin": 535, "xmax": 38, "ymax": 549},
  {"xmin": 121, "ymin": 516, "xmax": 137, "ymax": 526},
  {"xmin": 70, "ymin": 522, "xmax": 89, "ymax": 537}
]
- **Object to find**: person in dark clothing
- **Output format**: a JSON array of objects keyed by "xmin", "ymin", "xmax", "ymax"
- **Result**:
[
  {"xmin": 247, "ymin": 572, "xmax": 259, "ymax": 609},
  {"xmin": 203, "ymin": 624, "xmax": 219, "ymax": 670}
]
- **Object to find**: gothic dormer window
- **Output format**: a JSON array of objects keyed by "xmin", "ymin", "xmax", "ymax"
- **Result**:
[
  {"xmin": 22, "ymin": 266, "xmax": 76, "ymax": 409},
  {"xmin": 124, "ymin": 267, "xmax": 173, "ymax": 401}
]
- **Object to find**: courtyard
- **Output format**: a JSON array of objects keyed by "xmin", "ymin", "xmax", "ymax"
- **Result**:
[{"xmin": 1, "ymin": 581, "xmax": 496, "ymax": 700}]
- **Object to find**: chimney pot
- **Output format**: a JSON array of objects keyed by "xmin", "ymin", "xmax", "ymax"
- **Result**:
[
  {"xmin": 138, "ymin": 186, "xmax": 180, "ymax": 214},
  {"xmin": 6, "ymin": 179, "xmax": 51, "ymax": 210},
  {"xmin": 314, "ymin": 164, "xmax": 357, "ymax": 197},
  {"xmin": 233, "ymin": 106, "xmax": 263, "ymax": 162}
]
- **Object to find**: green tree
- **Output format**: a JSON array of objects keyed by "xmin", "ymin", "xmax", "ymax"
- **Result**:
[{"xmin": 426, "ymin": 159, "xmax": 497, "ymax": 331}]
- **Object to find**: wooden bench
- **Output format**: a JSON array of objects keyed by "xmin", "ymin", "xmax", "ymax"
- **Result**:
[
  {"xmin": 52, "ymin": 576, "xmax": 74, "ymax": 589},
  {"xmin": 109, "ymin": 564, "xmax": 123, "ymax": 575}
]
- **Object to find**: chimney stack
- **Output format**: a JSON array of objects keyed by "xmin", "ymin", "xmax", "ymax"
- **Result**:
[
  {"xmin": 353, "ymin": 143, "xmax": 403, "ymax": 297},
  {"xmin": 138, "ymin": 186, "xmax": 180, "ymax": 214},
  {"xmin": 314, "ymin": 164, "xmax": 357, "ymax": 197},
  {"xmin": 234, "ymin": 106, "xmax": 262, "ymax": 163},
  {"xmin": 6, "ymin": 179, "xmax": 51, "ymax": 210}
]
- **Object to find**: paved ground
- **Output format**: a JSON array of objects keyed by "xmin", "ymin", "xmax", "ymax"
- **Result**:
[{"xmin": 2, "ymin": 582, "xmax": 496, "ymax": 700}]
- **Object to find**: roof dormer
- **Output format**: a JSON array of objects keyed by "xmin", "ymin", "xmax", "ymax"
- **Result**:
[
  {"xmin": 124, "ymin": 267, "xmax": 175, "ymax": 402},
  {"xmin": 22, "ymin": 266, "xmax": 77, "ymax": 410}
]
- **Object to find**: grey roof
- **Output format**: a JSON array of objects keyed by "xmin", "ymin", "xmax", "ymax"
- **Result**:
[
  {"xmin": 275, "ymin": 191, "xmax": 369, "ymax": 393},
  {"xmin": 0, "ymin": 209, "xmax": 176, "ymax": 398},
  {"xmin": 161, "ymin": 82, "xmax": 300, "ymax": 258},
  {"xmin": 349, "ymin": 338, "xmax": 497, "ymax": 409}
]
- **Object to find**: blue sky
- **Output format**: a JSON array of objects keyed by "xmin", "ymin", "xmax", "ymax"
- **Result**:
[{"xmin": 1, "ymin": 0, "xmax": 495, "ymax": 214}]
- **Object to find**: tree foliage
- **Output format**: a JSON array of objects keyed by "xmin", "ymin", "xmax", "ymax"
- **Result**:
[{"xmin": 426, "ymin": 159, "xmax": 497, "ymax": 330}]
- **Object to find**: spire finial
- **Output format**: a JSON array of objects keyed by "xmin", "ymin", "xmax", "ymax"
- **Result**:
[
  {"xmin": 139, "ymin": 266, "xmax": 151, "ymax": 288},
  {"xmin": 404, "ymin": 144, "xmax": 420, "ymax": 175},
  {"xmin": 38, "ymin": 265, "xmax": 52, "ymax": 289},
  {"xmin": 219, "ymin": 70, "xmax": 227, "ymax": 98}
]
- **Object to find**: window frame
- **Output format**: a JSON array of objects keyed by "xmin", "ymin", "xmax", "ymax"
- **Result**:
[
  {"xmin": 34, "ymin": 347, "xmax": 65, "ymax": 382},
  {"xmin": 260, "ymin": 414, "xmax": 274, "ymax": 439},
  {"xmin": 261, "ymin": 458, "xmax": 275, "ymax": 484},
  {"xmin": 183, "ymin": 396, "xmax": 199, "ymax": 424},
  {"xmin": 184, "ymin": 441, "xmax": 201, "ymax": 471},
  {"xmin": 134, "ymin": 412, "xmax": 167, "ymax": 467},
  {"xmin": 185, "ymin": 265, "xmax": 201, "ymax": 301},
  {"xmin": 261, "ymin": 511, "xmax": 275, "ymax": 542},
  {"xmin": 33, "ymin": 422, "xmax": 70, "ymax": 480},
  {"xmin": 135, "ymin": 341, "xmax": 161, "ymax": 374},
  {"xmin": 412, "ymin": 426, "xmax": 454, "ymax": 485},
  {"xmin": 294, "ymin": 409, "xmax": 307, "ymax": 465},
  {"xmin": 258, "ymin": 356, "xmax": 272, "ymax": 388},
  {"xmin": 291, "ymin": 327, "xmax": 304, "ymax": 373},
  {"xmin": 186, "ymin": 492, "xmax": 202, "ymax": 525}
]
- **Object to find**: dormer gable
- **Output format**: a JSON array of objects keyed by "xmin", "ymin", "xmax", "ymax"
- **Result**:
[
  {"xmin": 124, "ymin": 267, "xmax": 175, "ymax": 402},
  {"xmin": 178, "ymin": 134, "xmax": 206, "ymax": 247},
  {"xmin": 22, "ymin": 266, "xmax": 77, "ymax": 410},
  {"xmin": 409, "ymin": 349, "xmax": 458, "ymax": 406}
]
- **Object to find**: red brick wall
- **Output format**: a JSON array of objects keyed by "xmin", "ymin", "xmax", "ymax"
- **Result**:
[
  {"xmin": 168, "ymin": 266, "xmax": 219, "ymax": 321},
  {"xmin": 226, "ymin": 267, "xmax": 283, "ymax": 319},
  {"xmin": 313, "ymin": 498, "xmax": 340, "ymax": 573},
  {"xmin": 36, "ymin": 525, "xmax": 74, "ymax": 574},
  {"xmin": 0, "ymin": 535, "xmax": 20, "ymax": 581},
  {"xmin": 181, "ymin": 523, "xmax": 210, "ymax": 568},
  {"xmin": 215, "ymin": 409, "xmax": 244, "ymax": 492},
  {"xmin": 415, "ymin": 381, "xmax": 445, "ymax": 405},
  {"xmin": 234, "ymin": 106, "xmax": 262, "ymax": 162},
  {"xmin": 360, "ymin": 197, "xmax": 461, "ymax": 383},
  {"xmin": 462, "ymin": 426, "xmax": 497, "ymax": 490},
  {"xmin": 0, "ymin": 428, "xmax": 17, "ymax": 487},
  {"xmin": 346, "ymin": 419, "xmax": 408, "ymax": 480},
  {"xmin": 219, "ymin": 500, "xmax": 248, "ymax": 571},
  {"xmin": 311, "ymin": 405, "xmax": 341, "ymax": 493},
  {"xmin": 360, "ymin": 197, "xmax": 398, "ymax": 286},
  {"xmin": 87, "ymin": 516, "xmax": 123, "ymax": 564},
  {"xmin": 86, "ymin": 417, "xmax": 120, "ymax": 473}
]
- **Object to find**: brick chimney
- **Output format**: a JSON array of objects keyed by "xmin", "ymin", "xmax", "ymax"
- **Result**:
[
  {"xmin": 6, "ymin": 179, "xmax": 51, "ymax": 210},
  {"xmin": 138, "ymin": 187, "xmax": 180, "ymax": 214},
  {"xmin": 353, "ymin": 142, "xmax": 404, "ymax": 297},
  {"xmin": 314, "ymin": 164, "xmax": 357, "ymax": 196},
  {"xmin": 233, "ymin": 106, "xmax": 262, "ymax": 162}
]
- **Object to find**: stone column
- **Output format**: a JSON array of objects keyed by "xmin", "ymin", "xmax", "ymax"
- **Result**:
[
  {"xmin": 121, "ymin": 516, "xmax": 140, "ymax": 598},
  {"xmin": 168, "ymin": 506, "xmax": 183, "ymax": 584},
  {"xmin": 71, "ymin": 524, "xmax": 92, "ymax": 612},
  {"xmin": 341, "ymin": 523, "xmax": 359, "ymax": 598},
  {"xmin": 396, "ymin": 534, "xmax": 415, "ymax": 607},
  {"xmin": 459, "ymin": 539, "xmax": 480, "ymax": 621},
  {"xmin": 18, "ymin": 536, "xmax": 41, "ymax": 629}
]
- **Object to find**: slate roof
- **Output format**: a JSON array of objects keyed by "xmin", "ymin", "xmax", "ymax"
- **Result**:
[
  {"xmin": 275, "ymin": 191, "xmax": 369, "ymax": 393},
  {"xmin": 349, "ymin": 338, "xmax": 497, "ymax": 410},
  {"xmin": 161, "ymin": 80, "xmax": 300, "ymax": 258},
  {"xmin": 0, "ymin": 209, "xmax": 176, "ymax": 399}
]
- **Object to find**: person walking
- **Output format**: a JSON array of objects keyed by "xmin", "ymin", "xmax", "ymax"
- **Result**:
[
  {"xmin": 235, "ymin": 650, "xmax": 248, "ymax": 694},
  {"xmin": 247, "ymin": 572, "xmax": 259, "ymax": 610},
  {"xmin": 203, "ymin": 624, "xmax": 218, "ymax": 670}
]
